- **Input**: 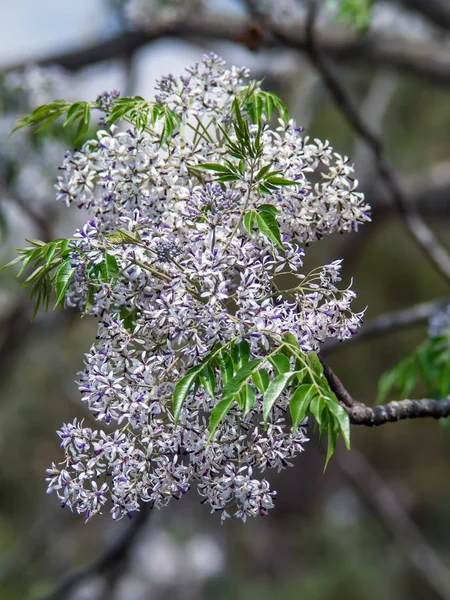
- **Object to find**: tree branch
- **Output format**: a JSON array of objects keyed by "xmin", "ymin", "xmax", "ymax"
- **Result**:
[
  {"xmin": 320, "ymin": 357, "xmax": 450, "ymax": 426},
  {"xmin": 399, "ymin": 0, "xmax": 450, "ymax": 31},
  {"xmin": 347, "ymin": 396, "xmax": 450, "ymax": 426},
  {"xmin": 4, "ymin": 11, "xmax": 450, "ymax": 87}
]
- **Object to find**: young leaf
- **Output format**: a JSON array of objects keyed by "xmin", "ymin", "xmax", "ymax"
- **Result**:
[
  {"xmin": 252, "ymin": 368, "xmax": 270, "ymax": 393},
  {"xmin": 290, "ymin": 384, "xmax": 316, "ymax": 430},
  {"xmin": 328, "ymin": 399, "xmax": 351, "ymax": 450},
  {"xmin": 263, "ymin": 372, "xmax": 295, "ymax": 425},
  {"xmin": 173, "ymin": 364, "xmax": 203, "ymax": 426},
  {"xmin": 269, "ymin": 354, "xmax": 290, "ymax": 375},
  {"xmin": 200, "ymin": 163, "xmax": 234, "ymax": 173},
  {"xmin": 257, "ymin": 204, "xmax": 280, "ymax": 215},
  {"xmin": 221, "ymin": 359, "xmax": 262, "ymax": 409},
  {"xmin": 324, "ymin": 417, "xmax": 339, "ymax": 472},
  {"xmin": 255, "ymin": 211, "xmax": 284, "ymax": 250},
  {"xmin": 231, "ymin": 340, "xmax": 250, "ymax": 369},
  {"xmin": 199, "ymin": 364, "xmax": 216, "ymax": 398},
  {"xmin": 103, "ymin": 253, "xmax": 119, "ymax": 280},
  {"xmin": 243, "ymin": 210, "xmax": 256, "ymax": 235},
  {"xmin": 54, "ymin": 258, "xmax": 76, "ymax": 307},
  {"xmin": 243, "ymin": 384, "xmax": 257, "ymax": 416},
  {"xmin": 217, "ymin": 351, "xmax": 234, "ymax": 384},
  {"xmin": 208, "ymin": 395, "xmax": 236, "ymax": 441}
]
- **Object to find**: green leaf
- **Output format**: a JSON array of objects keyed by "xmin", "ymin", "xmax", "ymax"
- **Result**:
[
  {"xmin": 256, "ymin": 164, "xmax": 273, "ymax": 181},
  {"xmin": 63, "ymin": 102, "xmax": 82, "ymax": 127},
  {"xmin": 243, "ymin": 210, "xmax": 256, "ymax": 235},
  {"xmin": 221, "ymin": 359, "xmax": 262, "ymax": 409},
  {"xmin": 307, "ymin": 352, "xmax": 324, "ymax": 378},
  {"xmin": 310, "ymin": 394, "xmax": 324, "ymax": 426},
  {"xmin": 324, "ymin": 417, "xmax": 339, "ymax": 472},
  {"xmin": 263, "ymin": 372, "xmax": 295, "ymax": 425},
  {"xmin": 0, "ymin": 255, "xmax": 23, "ymax": 272},
  {"xmin": 290, "ymin": 384, "xmax": 316, "ymax": 430},
  {"xmin": 74, "ymin": 103, "xmax": 91, "ymax": 144},
  {"xmin": 103, "ymin": 253, "xmax": 119, "ymax": 280},
  {"xmin": 173, "ymin": 364, "xmax": 203, "ymax": 426},
  {"xmin": 200, "ymin": 163, "xmax": 234, "ymax": 173},
  {"xmin": 328, "ymin": 399, "xmax": 351, "ymax": 449},
  {"xmin": 252, "ymin": 368, "xmax": 270, "ymax": 393},
  {"xmin": 217, "ymin": 351, "xmax": 234, "ymax": 384},
  {"xmin": 208, "ymin": 395, "xmax": 236, "ymax": 441},
  {"xmin": 439, "ymin": 365, "xmax": 450, "ymax": 398},
  {"xmin": 241, "ymin": 89, "xmax": 289, "ymax": 123},
  {"xmin": 335, "ymin": 0, "xmax": 374, "ymax": 31},
  {"xmin": 231, "ymin": 340, "xmax": 250, "ymax": 369},
  {"xmin": 265, "ymin": 175, "xmax": 297, "ymax": 186},
  {"xmin": 243, "ymin": 384, "xmax": 257, "ymax": 416},
  {"xmin": 257, "ymin": 204, "xmax": 280, "ymax": 215},
  {"xmin": 282, "ymin": 332, "xmax": 300, "ymax": 351},
  {"xmin": 199, "ymin": 364, "xmax": 216, "ymax": 398},
  {"xmin": 272, "ymin": 94, "xmax": 289, "ymax": 121},
  {"xmin": 54, "ymin": 258, "xmax": 76, "ymax": 307},
  {"xmin": 10, "ymin": 99, "xmax": 70, "ymax": 135},
  {"xmin": 255, "ymin": 210, "xmax": 284, "ymax": 250},
  {"xmin": 269, "ymin": 354, "xmax": 290, "ymax": 375},
  {"xmin": 216, "ymin": 174, "xmax": 240, "ymax": 183}
]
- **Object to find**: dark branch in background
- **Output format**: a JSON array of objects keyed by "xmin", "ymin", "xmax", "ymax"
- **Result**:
[
  {"xmin": 39, "ymin": 505, "xmax": 151, "ymax": 600},
  {"xmin": 5, "ymin": 12, "xmax": 450, "ymax": 86},
  {"xmin": 324, "ymin": 297, "xmax": 450, "ymax": 353},
  {"xmin": 337, "ymin": 448, "xmax": 450, "ymax": 600},
  {"xmin": 400, "ymin": 0, "xmax": 450, "ymax": 31},
  {"xmin": 367, "ymin": 172, "xmax": 450, "ymax": 218},
  {"xmin": 320, "ymin": 358, "xmax": 450, "ymax": 426},
  {"xmin": 296, "ymin": 0, "xmax": 450, "ymax": 284}
]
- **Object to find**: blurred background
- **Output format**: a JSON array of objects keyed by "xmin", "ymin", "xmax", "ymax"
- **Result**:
[{"xmin": 1, "ymin": 1, "xmax": 450, "ymax": 598}]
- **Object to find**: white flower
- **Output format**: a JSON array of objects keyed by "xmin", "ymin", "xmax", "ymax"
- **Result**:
[{"xmin": 46, "ymin": 54, "xmax": 369, "ymax": 522}]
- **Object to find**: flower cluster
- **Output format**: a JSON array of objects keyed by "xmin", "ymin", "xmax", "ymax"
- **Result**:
[{"xmin": 46, "ymin": 54, "xmax": 369, "ymax": 522}]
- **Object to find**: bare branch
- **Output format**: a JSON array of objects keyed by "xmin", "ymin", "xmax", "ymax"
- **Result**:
[
  {"xmin": 400, "ymin": 0, "xmax": 450, "ymax": 31},
  {"xmin": 320, "ymin": 357, "xmax": 450, "ymax": 426},
  {"xmin": 348, "ymin": 396, "xmax": 450, "ymax": 426}
]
